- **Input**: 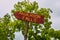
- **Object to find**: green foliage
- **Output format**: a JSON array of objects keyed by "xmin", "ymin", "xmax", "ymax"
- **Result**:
[
  {"xmin": 0, "ymin": 14, "xmax": 15, "ymax": 40},
  {"xmin": 11, "ymin": 1, "xmax": 38, "ymax": 13},
  {"xmin": 11, "ymin": 0, "xmax": 60, "ymax": 40},
  {"xmin": 0, "ymin": 0, "xmax": 60, "ymax": 40}
]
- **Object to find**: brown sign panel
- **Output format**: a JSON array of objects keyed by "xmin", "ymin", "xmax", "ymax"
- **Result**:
[{"xmin": 14, "ymin": 12, "xmax": 44, "ymax": 24}]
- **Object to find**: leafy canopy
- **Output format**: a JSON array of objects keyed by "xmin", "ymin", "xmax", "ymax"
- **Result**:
[{"xmin": 0, "ymin": 0, "xmax": 60, "ymax": 40}]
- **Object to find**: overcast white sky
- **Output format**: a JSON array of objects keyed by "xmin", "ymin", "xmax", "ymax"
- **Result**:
[{"xmin": 0, "ymin": 0, "xmax": 60, "ymax": 40}]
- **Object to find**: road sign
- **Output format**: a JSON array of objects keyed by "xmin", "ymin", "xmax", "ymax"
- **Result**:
[{"xmin": 14, "ymin": 12, "xmax": 44, "ymax": 24}]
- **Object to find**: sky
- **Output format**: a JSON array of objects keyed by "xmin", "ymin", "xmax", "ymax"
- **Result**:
[{"xmin": 0, "ymin": 0, "xmax": 60, "ymax": 40}]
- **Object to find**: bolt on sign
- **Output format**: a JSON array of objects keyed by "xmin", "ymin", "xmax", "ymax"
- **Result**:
[{"xmin": 14, "ymin": 12, "xmax": 44, "ymax": 24}]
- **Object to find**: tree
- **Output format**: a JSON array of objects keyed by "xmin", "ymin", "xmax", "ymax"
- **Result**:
[
  {"xmin": 0, "ymin": 14, "xmax": 15, "ymax": 40},
  {"xmin": 11, "ymin": 0, "xmax": 60, "ymax": 40},
  {"xmin": 0, "ymin": 0, "xmax": 60, "ymax": 40}
]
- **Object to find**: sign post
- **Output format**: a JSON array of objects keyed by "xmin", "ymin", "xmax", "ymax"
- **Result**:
[
  {"xmin": 24, "ymin": 21, "xmax": 29, "ymax": 40},
  {"xmin": 14, "ymin": 12, "xmax": 44, "ymax": 40}
]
